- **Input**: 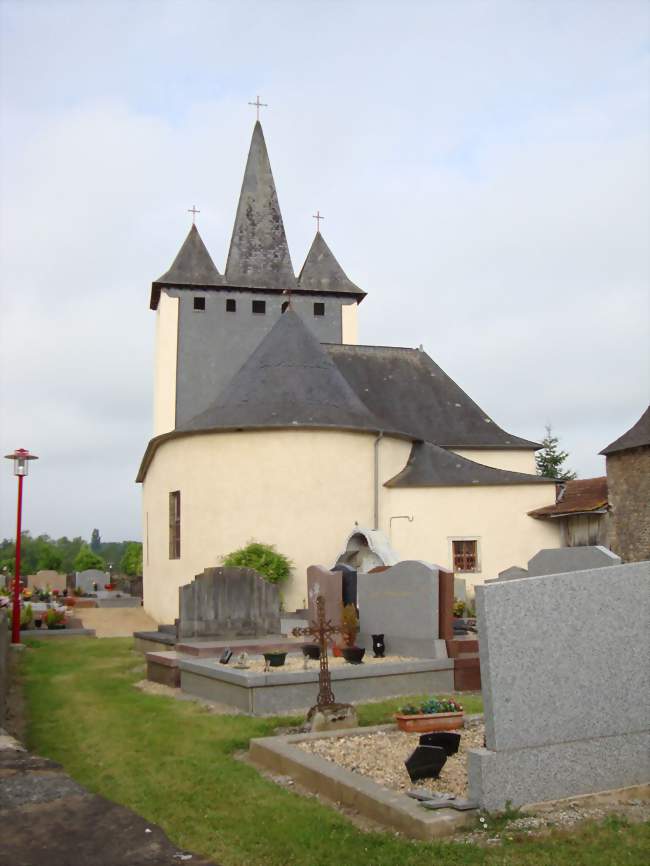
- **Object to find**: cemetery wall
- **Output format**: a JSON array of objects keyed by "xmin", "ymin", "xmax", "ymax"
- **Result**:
[
  {"xmin": 606, "ymin": 448, "xmax": 650, "ymax": 562},
  {"xmin": 142, "ymin": 429, "xmax": 559, "ymax": 623},
  {"xmin": 469, "ymin": 560, "xmax": 650, "ymax": 810}
]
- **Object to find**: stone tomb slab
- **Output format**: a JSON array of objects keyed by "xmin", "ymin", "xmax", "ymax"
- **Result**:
[
  {"xmin": 179, "ymin": 655, "xmax": 454, "ymax": 715},
  {"xmin": 468, "ymin": 560, "xmax": 650, "ymax": 810},
  {"xmin": 357, "ymin": 560, "xmax": 445, "ymax": 658},
  {"xmin": 527, "ymin": 545, "xmax": 621, "ymax": 576},
  {"xmin": 178, "ymin": 566, "xmax": 280, "ymax": 639},
  {"xmin": 175, "ymin": 636, "xmax": 301, "ymax": 657},
  {"xmin": 307, "ymin": 565, "xmax": 343, "ymax": 631},
  {"xmin": 249, "ymin": 724, "xmax": 475, "ymax": 840}
]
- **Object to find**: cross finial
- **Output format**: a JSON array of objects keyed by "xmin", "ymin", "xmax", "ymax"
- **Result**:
[
  {"xmin": 312, "ymin": 210, "xmax": 324, "ymax": 232},
  {"xmin": 188, "ymin": 205, "xmax": 200, "ymax": 224},
  {"xmin": 248, "ymin": 95, "xmax": 268, "ymax": 121}
]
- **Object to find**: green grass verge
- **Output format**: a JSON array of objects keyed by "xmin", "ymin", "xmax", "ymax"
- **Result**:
[{"xmin": 21, "ymin": 638, "xmax": 648, "ymax": 866}]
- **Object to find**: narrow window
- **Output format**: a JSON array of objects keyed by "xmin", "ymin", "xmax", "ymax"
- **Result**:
[
  {"xmin": 314, "ymin": 302, "xmax": 325, "ymax": 317},
  {"xmin": 252, "ymin": 300, "xmax": 266, "ymax": 314},
  {"xmin": 169, "ymin": 491, "xmax": 181, "ymax": 559},
  {"xmin": 226, "ymin": 298, "xmax": 236, "ymax": 312},
  {"xmin": 193, "ymin": 296, "xmax": 206, "ymax": 311},
  {"xmin": 452, "ymin": 540, "xmax": 478, "ymax": 572},
  {"xmin": 281, "ymin": 301, "xmax": 290, "ymax": 313}
]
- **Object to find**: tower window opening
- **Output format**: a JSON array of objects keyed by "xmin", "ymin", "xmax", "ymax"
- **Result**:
[
  {"xmin": 193, "ymin": 297, "xmax": 206, "ymax": 311},
  {"xmin": 226, "ymin": 298, "xmax": 236, "ymax": 312},
  {"xmin": 252, "ymin": 300, "xmax": 266, "ymax": 315},
  {"xmin": 314, "ymin": 302, "xmax": 325, "ymax": 317}
]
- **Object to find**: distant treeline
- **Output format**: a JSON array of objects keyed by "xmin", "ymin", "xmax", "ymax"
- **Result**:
[{"xmin": 0, "ymin": 532, "xmax": 142, "ymax": 577}]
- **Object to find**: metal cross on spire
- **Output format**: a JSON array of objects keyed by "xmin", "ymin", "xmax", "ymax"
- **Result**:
[
  {"xmin": 292, "ymin": 594, "xmax": 351, "ymax": 709},
  {"xmin": 312, "ymin": 210, "xmax": 324, "ymax": 232},
  {"xmin": 248, "ymin": 95, "xmax": 268, "ymax": 121},
  {"xmin": 188, "ymin": 205, "xmax": 200, "ymax": 224}
]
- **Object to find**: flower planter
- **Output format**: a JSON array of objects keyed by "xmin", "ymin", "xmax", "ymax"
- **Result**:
[
  {"xmin": 342, "ymin": 646, "xmax": 365, "ymax": 664},
  {"xmin": 301, "ymin": 644, "xmax": 321, "ymax": 660},
  {"xmin": 394, "ymin": 711, "xmax": 464, "ymax": 733},
  {"xmin": 263, "ymin": 652, "xmax": 287, "ymax": 667}
]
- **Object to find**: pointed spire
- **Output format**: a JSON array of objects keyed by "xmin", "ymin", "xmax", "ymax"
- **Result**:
[
  {"xmin": 181, "ymin": 309, "xmax": 380, "ymax": 433},
  {"xmin": 297, "ymin": 231, "xmax": 364, "ymax": 296},
  {"xmin": 155, "ymin": 224, "xmax": 223, "ymax": 286},
  {"xmin": 225, "ymin": 122, "xmax": 297, "ymax": 290}
]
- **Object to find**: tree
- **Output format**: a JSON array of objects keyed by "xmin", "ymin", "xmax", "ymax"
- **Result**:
[
  {"xmin": 73, "ymin": 545, "xmax": 105, "ymax": 572},
  {"xmin": 36, "ymin": 546, "xmax": 63, "ymax": 572},
  {"xmin": 90, "ymin": 528, "xmax": 102, "ymax": 553},
  {"xmin": 535, "ymin": 425, "xmax": 577, "ymax": 481},
  {"xmin": 120, "ymin": 542, "xmax": 143, "ymax": 576}
]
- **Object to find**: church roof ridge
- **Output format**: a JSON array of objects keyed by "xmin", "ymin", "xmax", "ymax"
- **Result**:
[
  {"xmin": 151, "ymin": 224, "xmax": 223, "ymax": 309},
  {"xmin": 177, "ymin": 308, "xmax": 384, "ymax": 435},
  {"xmin": 297, "ymin": 231, "xmax": 364, "ymax": 297},
  {"xmin": 224, "ymin": 121, "xmax": 297, "ymax": 291}
]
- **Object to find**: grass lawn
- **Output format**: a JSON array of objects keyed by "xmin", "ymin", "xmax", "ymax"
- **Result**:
[{"xmin": 20, "ymin": 637, "xmax": 648, "ymax": 866}]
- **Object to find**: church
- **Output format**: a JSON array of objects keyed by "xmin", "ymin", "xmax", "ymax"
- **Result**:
[{"xmin": 137, "ymin": 119, "xmax": 560, "ymax": 624}]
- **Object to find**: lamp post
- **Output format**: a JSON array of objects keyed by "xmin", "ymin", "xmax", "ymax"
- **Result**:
[{"xmin": 4, "ymin": 448, "xmax": 38, "ymax": 644}]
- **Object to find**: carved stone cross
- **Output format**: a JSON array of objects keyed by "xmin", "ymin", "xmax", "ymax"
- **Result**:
[{"xmin": 292, "ymin": 594, "xmax": 348, "ymax": 708}]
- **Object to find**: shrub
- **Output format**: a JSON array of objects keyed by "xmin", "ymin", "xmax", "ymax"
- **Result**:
[{"xmin": 222, "ymin": 541, "xmax": 292, "ymax": 585}]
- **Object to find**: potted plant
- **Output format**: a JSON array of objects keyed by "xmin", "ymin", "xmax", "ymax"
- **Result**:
[
  {"xmin": 394, "ymin": 696, "xmax": 464, "ymax": 733},
  {"xmin": 341, "ymin": 603, "xmax": 359, "ymax": 647},
  {"xmin": 262, "ymin": 650, "xmax": 287, "ymax": 667},
  {"xmin": 44, "ymin": 608, "xmax": 66, "ymax": 630},
  {"xmin": 453, "ymin": 598, "xmax": 466, "ymax": 619}
]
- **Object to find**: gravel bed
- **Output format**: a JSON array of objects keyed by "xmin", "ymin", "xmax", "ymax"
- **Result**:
[
  {"xmin": 216, "ymin": 654, "xmax": 419, "ymax": 673},
  {"xmin": 298, "ymin": 724, "xmax": 484, "ymax": 798}
]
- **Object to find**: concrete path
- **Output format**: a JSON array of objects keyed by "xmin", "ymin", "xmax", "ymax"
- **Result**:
[
  {"xmin": 77, "ymin": 607, "xmax": 158, "ymax": 638},
  {"xmin": 0, "ymin": 729, "xmax": 217, "ymax": 866}
]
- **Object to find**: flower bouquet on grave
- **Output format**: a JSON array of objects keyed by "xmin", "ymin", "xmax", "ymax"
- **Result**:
[
  {"xmin": 104, "ymin": 583, "xmax": 116, "ymax": 591},
  {"xmin": 394, "ymin": 696, "xmax": 464, "ymax": 733},
  {"xmin": 44, "ymin": 608, "xmax": 66, "ymax": 630}
]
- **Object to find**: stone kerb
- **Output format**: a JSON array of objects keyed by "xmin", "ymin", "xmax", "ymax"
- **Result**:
[
  {"xmin": 178, "ymin": 566, "xmax": 280, "ymax": 639},
  {"xmin": 468, "ymin": 560, "xmax": 650, "ymax": 810},
  {"xmin": 357, "ymin": 560, "xmax": 444, "ymax": 658}
]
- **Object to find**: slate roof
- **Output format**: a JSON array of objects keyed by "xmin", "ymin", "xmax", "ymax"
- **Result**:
[
  {"xmin": 297, "ymin": 232, "xmax": 365, "ymax": 297},
  {"xmin": 224, "ymin": 121, "xmax": 297, "ymax": 291},
  {"xmin": 150, "ymin": 225, "xmax": 223, "ymax": 309},
  {"xmin": 385, "ymin": 441, "xmax": 552, "ymax": 487},
  {"xmin": 325, "ymin": 343, "xmax": 540, "ymax": 449},
  {"xmin": 528, "ymin": 476, "xmax": 608, "ymax": 518},
  {"xmin": 177, "ymin": 309, "xmax": 384, "ymax": 434},
  {"xmin": 599, "ymin": 406, "xmax": 650, "ymax": 455}
]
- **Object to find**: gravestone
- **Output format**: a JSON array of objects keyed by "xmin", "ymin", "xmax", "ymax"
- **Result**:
[
  {"xmin": 405, "ymin": 745, "xmax": 447, "ymax": 782},
  {"xmin": 178, "ymin": 566, "xmax": 280, "ymax": 639},
  {"xmin": 306, "ymin": 565, "xmax": 343, "ymax": 634},
  {"xmin": 27, "ymin": 570, "xmax": 67, "ymax": 592},
  {"xmin": 76, "ymin": 569, "xmax": 107, "ymax": 594},
  {"xmin": 468, "ymin": 560, "xmax": 650, "ymax": 811},
  {"xmin": 527, "ymin": 545, "xmax": 621, "ymax": 576},
  {"xmin": 357, "ymin": 561, "xmax": 445, "ymax": 658}
]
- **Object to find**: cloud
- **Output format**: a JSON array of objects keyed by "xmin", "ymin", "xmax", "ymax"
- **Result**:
[{"xmin": 0, "ymin": 0, "xmax": 647, "ymax": 540}]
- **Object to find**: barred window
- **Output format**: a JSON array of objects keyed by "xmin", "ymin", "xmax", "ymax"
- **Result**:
[
  {"xmin": 452, "ymin": 539, "xmax": 478, "ymax": 572},
  {"xmin": 169, "ymin": 491, "xmax": 181, "ymax": 559}
]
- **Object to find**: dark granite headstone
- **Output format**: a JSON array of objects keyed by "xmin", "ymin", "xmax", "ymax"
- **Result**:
[
  {"xmin": 219, "ymin": 648, "xmax": 233, "ymax": 664},
  {"xmin": 405, "ymin": 745, "xmax": 448, "ymax": 782}
]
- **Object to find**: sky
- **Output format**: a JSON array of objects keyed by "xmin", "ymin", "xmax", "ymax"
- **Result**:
[{"xmin": 0, "ymin": 0, "xmax": 648, "ymax": 543}]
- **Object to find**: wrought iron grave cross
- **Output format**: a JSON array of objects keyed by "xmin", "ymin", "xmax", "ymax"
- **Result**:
[{"xmin": 292, "ymin": 595, "xmax": 348, "ymax": 708}]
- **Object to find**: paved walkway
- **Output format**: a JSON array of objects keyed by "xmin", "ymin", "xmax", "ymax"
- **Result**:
[
  {"xmin": 0, "ymin": 729, "xmax": 217, "ymax": 866},
  {"xmin": 77, "ymin": 606, "xmax": 158, "ymax": 637}
]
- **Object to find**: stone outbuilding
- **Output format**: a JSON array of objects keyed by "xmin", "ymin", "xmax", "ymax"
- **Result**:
[{"xmin": 599, "ymin": 406, "xmax": 650, "ymax": 562}]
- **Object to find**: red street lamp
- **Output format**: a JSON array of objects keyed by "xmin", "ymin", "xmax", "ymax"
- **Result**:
[{"xmin": 4, "ymin": 448, "xmax": 38, "ymax": 644}]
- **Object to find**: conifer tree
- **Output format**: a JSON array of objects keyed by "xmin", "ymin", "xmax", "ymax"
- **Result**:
[
  {"xmin": 535, "ymin": 425, "xmax": 577, "ymax": 480},
  {"xmin": 90, "ymin": 528, "xmax": 101, "ymax": 553}
]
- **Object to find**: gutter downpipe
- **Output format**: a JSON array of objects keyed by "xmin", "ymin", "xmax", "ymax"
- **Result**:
[{"xmin": 373, "ymin": 431, "xmax": 384, "ymax": 531}]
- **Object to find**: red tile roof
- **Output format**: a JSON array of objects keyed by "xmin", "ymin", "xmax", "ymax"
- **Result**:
[{"xmin": 528, "ymin": 477, "xmax": 608, "ymax": 519}]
